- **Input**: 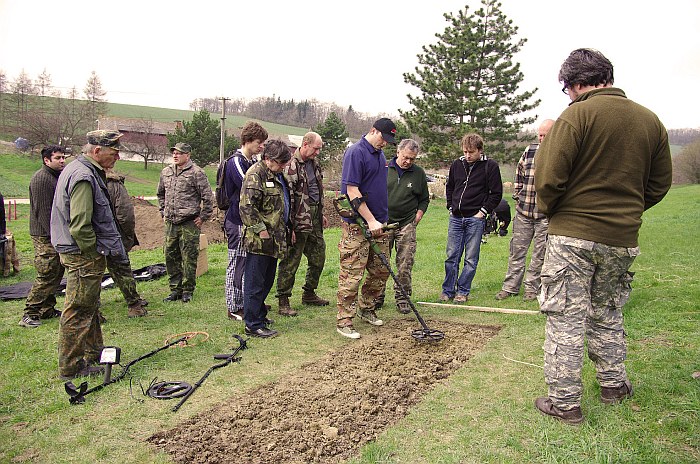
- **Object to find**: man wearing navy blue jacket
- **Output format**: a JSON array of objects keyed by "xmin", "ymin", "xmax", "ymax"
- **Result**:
[{"xmin": 223, "ymin": 121, "xmax": 268, "ymax": 320}]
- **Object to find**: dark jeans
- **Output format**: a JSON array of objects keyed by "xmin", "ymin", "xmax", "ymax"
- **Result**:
[{"xmin": 243, "ymin": 253, "xmax": 277, "ymax": 331}]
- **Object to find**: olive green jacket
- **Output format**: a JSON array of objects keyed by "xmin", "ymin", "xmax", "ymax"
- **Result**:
[
  {"xmin": 536, "ymin": 87, "xmax": 672, "ymax": 247},
  {"xmin": 157, "ymin": 160, "xmax": 213, "ymax": 224},
  {"xmin": 240, "ymin": 161, "xmax": 291, "ymax": 259}
]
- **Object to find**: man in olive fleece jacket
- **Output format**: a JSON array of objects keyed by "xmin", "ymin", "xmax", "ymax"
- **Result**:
[{"xmin": 533, "ymin": 48, "xmax": 672, "ymax": 425}]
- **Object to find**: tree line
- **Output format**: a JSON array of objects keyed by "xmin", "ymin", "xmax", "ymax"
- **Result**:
[{"xmin": 0, "ymin": 68, "xmax": 107, "ymax": 150}]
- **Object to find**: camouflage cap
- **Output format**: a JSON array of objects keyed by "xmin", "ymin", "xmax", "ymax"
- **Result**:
[
  {"xmin": 170, "ymin": 142, "xmax": 192, "ymax": 154},
  {"xmin": 86, "ymin": 130, "xmax": 123, "ymax": 150}
]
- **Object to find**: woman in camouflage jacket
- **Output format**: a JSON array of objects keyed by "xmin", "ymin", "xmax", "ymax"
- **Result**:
[{"xmin": 239, "ymin": 139, "xmax": 292, "ymax": 338}]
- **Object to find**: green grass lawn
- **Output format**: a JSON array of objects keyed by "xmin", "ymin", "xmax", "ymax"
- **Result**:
[{"xmin": 0, "ymin": 182, "xmax": 698, "ymax": 463}]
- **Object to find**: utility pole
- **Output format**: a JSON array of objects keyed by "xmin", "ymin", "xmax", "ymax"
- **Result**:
[{"xmin": 219, "ymin": 97, "xmax": 230, "ymax": 164}]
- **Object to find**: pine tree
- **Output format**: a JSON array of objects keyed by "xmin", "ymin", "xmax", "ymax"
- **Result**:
[
  {"xmin": 401, "ymin": 0, "xmax": 539, "ymax": 163},
  {"xmin": 167, "ymin": 109, "xmax": 221, "ymax": 167},
  {"xmin": 314, "ymin": 112, "xmax": 349, "ymax": 165}
]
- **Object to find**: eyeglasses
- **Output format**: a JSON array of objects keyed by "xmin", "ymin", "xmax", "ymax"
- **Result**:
[{"xmin": 561, "ymin": 85, "xmax": 569, "ymax": 95}]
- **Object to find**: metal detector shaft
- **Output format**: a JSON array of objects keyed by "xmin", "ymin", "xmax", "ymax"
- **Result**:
[
  {"xmin": 65, "ymin": 336, "xmax": 187, "ymax": 405},
  {"xmin": 172, "ymin": 335, "xmax": 247, "ymax": 412}
]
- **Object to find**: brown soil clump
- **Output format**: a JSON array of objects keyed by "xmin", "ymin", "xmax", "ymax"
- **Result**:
[{"xmin": 149, "ymin": 320, "xmax": 500, "ymax": 463}]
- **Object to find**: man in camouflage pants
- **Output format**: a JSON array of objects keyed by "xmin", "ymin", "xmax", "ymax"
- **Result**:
[
  {"xmin": 105, "ymin": 167, "xmax": 147, "ymax": 318},
  {"xmin": 336, "ymin": 118, "xmax": 397, "ymax": 339},
  {"xmin": 381, "ymin": 139, "xmax": 429, "ymax": 314},
  {"xmin": 52, "ymin": 130, "xmax": 127, "ymax": 380},
  {"xmin": 534, "ymin": 49, "xmax": 672, "ymax": 424},
  {"xmin": 157, "ymin": 143, "xmax": 213, "ymax": 303},
  {"xmin": 495, "ymin": 119, "xmax": 554, "ymax": 302},
  {"xmin": 19, "ymin": 145, "xmax": 66, "ymax": 328},
  {"xmin": 276, "ymin": 132, "xmax": 329, "ymax": 316}
]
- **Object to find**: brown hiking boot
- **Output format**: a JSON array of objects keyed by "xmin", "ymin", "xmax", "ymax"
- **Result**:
[
  {"xmin": 301, "ymin": 291, "xmax": 329, "ymax": 306},
  {"xmin": 534, "ymin": 397, "xmax": 584, "ymax": 425},
  {"xmin": 523, "ymin": 291, "xmax": 538, "ymax": 302},
  {"xmin": 495, "ymin": 290, "xmax": 517, "ymax": 300},
  {"xmin": 278, "ymin": 296, "xmax": 298, "ymax": 317},
  {"xmin": 128, "ymin": 302, "xmax": 148, "ymax": 318},
  {"xmin": 601, "ymin": 380, "xmax": 633, "ymax": 404}
]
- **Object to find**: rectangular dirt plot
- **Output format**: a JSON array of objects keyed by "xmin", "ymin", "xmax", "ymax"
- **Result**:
[{"xmin": 149, "ymin": 320, "xmax": 500, "ymax": 463}]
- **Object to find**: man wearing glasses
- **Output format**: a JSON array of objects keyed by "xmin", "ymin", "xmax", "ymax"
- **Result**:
[
  {"xmin": 19, "ymin": 145, "xmax": 67, "ymax": 328},
  {"xmin": 51, "ymin": 130, "xmax": 127, "ymax": 380},
  {"xmin": 534, "ymin": 49, "xmax": 672, "ymax": 424}
]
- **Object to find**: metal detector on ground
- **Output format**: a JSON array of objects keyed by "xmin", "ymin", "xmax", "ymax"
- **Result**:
[
  {"xmin": 64, "ymin": 336, "xmax": 186, "ymax": 405},
  {"xmin": 333, "ymin": 194, "xmax": 444, "ymax": 342}
]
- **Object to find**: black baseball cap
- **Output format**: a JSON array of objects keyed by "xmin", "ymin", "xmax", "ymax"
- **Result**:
[{"xmin": 373, "ymin": 118, "xmax": 397, "ymax": 145}]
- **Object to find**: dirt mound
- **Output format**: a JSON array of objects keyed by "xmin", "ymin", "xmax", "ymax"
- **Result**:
[
  {"xmin": 149, "ymin": 320, "xmax": 500, "ymax": 463},
  {"xmin": 131, "ymin": 198, "xmax": 226, "ymax": 251},
  {"xmin": 131, "ymin": 196, "xmax": 343, "ymax": 251}
]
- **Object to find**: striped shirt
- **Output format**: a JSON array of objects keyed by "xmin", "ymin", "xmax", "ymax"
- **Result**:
[{"xmin": 514, "ymin": 143, "xmax": 546, "ymax": 220}]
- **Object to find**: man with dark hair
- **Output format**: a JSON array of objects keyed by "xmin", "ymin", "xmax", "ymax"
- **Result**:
[
  {"xmin": 534, "ymin": 48, "xmax": 672, "ymax": 424},
  {"xmin": 19, "ymin": 145, "xmax": 66, "ymax": 328},
  {"xmin": 276, "ymin": 131, "xmax": 329, "ymax": 316},
  {"xmin": 496, "ymin": 119, "xmax": 554, "ymax": 302},
  {"xmin": 240, "ymin": 139, "xmax": 292, "ymax": 338},
  {"xmin": 158, "ymin": 142, "xmax": 213, "ymax": 303},
  {"xmin": 336, "ymin": 118, "xmax": 396, "ymax": 339},
  {"xmin": 223, "ymin": 121, "xmax": 268, "ymax": 320},
  {"xmin": 382, "ymin": 138, "xmax": 430, "ymax": 314},
  {"xmin": 52, "ymin": 131, "xmax": 126, "ymax": 380},
  {"xmin": 441, "ymin": 133, "xmax": 503, "ymax": 303}
]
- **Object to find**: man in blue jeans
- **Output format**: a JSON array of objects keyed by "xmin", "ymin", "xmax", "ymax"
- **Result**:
[{"xmin": 442, "ymin": 133, "xmax": 502, "ymax": 303}]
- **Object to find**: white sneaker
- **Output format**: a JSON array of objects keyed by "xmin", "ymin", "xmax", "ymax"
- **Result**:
[{"xmin": 336, "ymin": 326, "xmax": 361, "ymax": 339}]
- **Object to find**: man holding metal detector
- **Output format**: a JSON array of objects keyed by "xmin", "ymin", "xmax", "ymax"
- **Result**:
[{"xmin": 336, "ymin": 118, "xmax": 396, "ymax": 339}]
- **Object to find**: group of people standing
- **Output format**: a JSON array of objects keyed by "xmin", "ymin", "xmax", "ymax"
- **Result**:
[{"xmin": 13, "ymin": 47, "xmax": 671, "ymax": 426}]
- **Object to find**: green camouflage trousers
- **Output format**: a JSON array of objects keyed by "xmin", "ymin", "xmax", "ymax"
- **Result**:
[
  {"xmin": 540, "ymin": 235, "xmax": 638, "ymax": 410},
  {"xmin": 381, "ymin": 222, "xmax": 417, "ymax": 305},
  {"xmin": 106, "ymin": 254, "xmax": 140, "ymax": 306},
  {"xmin": 276, "ymin": 204, "xmax": 326, "ymax": 298},
  {"xmin": 58, "ymin": 253, "xmax": 106, "ymax": 377},
  {"xmin": 336, "ymin": 222, "xmax": 390, "ymax": 325},
  {"xmin": 24, "ymin": 236, "xmax": 65, "ymax": 318},
  {"xmin": 164, "ymin": 220, "xmax": 200, "ymax": 293}
]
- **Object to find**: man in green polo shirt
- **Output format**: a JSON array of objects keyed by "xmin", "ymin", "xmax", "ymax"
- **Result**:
[{"xmin": 380, "ymin": 139, "xmax": 429, "ymax": 314}]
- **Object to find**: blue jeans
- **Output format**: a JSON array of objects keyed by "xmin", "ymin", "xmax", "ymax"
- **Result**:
[{"xmin": 442, "ymin": 215, "xmax": 485, "ymax": 297}]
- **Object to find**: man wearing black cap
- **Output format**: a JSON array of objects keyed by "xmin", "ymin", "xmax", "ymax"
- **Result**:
[
  {"xmin": 336, "ymin": 118, "xmax": 396, "ymax": 339},
  {"xmin": 51, "ymin": 130, "xmax": 127, "ymax": 380}
]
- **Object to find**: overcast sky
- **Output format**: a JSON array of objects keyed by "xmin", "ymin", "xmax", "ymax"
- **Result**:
[{"xmin": 1, "ymin": 0, "xmax": 699, "ymax": 129}]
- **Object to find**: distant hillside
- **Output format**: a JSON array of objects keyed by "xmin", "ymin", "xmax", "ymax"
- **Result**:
[{"xmin": 105, "ymin": 101, "xmax": 309, "ymax": 137}]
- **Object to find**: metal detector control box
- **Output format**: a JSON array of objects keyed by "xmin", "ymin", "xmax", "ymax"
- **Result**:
[{"xmin": 99, "ymin": 346, "xmax": 121, "ymax": 365}]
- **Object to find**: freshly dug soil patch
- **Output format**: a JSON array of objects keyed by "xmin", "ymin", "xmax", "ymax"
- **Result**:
[
  {"xmin": 131, "ymin": 196, "xmax": 343, "ymax": 251},
  {"xmin": 149, "ymin": 320, "xmax": 500, "ymax": 463}
]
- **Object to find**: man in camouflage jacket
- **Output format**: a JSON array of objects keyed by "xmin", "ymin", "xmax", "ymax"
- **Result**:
[
  {"xmin": 275, "ymin": 132, "xmax": 329, "ymax": 315},
  {"xmin": 105, "ymin": 168, "xmax": 147, "ymax": 317},
  {"xmin": 157, "ymin": 143, "xmax": 213, "ymax": 303},
  {"xmin": 239, "ymin": 139, "xmax": 292, "ymax": 338}
]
